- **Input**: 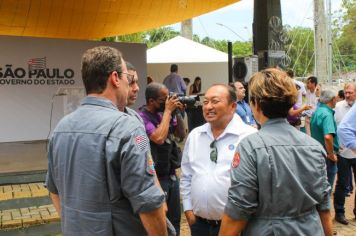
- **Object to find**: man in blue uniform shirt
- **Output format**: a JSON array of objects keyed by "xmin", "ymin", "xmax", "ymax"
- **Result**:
[
  {"xmin": 233, "ymin": 81, "xmax": 256, "ymax": 128},
  {"xmin": 45, "ymin": 46, "xmax": 167, "ymax": 236}
]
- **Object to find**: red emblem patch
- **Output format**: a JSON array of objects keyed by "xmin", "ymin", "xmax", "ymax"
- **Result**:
[{"xmin": 231, "ymin": 152, "xmax": 240, "ymax": 168}]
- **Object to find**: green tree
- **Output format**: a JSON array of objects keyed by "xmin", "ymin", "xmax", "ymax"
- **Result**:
[
  {"xmin": 285, "ymin": 27, "xmax": 315, "ymax": 76},
  {"xmin": 232, "ymin": 41, "xmax": 252, "ymax": 57},
  {"xmin": 333, "ymin": 0, "xmax": 356, "ymax": 72}
]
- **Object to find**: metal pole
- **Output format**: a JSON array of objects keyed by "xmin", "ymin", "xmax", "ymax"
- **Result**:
[
  {"xmin": 228, "ymin": 41, "xmax": 233, "ymax": 83},
  {"xmin": 327, "ymin": 0, "xmax": 332, "ymax": 85}
]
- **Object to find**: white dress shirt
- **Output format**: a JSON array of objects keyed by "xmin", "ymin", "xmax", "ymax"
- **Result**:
[
  {"xmin": 294, "ymin": 79, "xmax": 306, "ymax": 107},
  {"xmin": 304, "ymin": 90, "xmax": 318, "ymax": 117},
  {"xmin": 335, "ymin": 100, "xmax": 352, "ymax": 125},
  {"xmin": 180, "ymin": 114, "xmax": 257, "ymax": 220},
  {"xmin": 335, "ymin": 100, "xmax": 356, "ymax": 159}
]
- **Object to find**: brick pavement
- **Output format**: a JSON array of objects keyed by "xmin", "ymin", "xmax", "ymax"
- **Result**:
[
  {"xmin": 0, "ymin": 183, "xmax": 48, "ymax": 201},
  {"xmin": 0, "ymin": 182, "xmax": 60, "ymax": 231},
  {"xmin": 0, "ymin": 204, "xmax": 59, "ymax": 230},
  {"xmin": 332, "ymin": 189, "xmax": 356, "ymax": 236}
]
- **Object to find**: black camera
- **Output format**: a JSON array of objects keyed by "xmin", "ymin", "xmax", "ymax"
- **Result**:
[{"xmin": 169, "ymin": 92, "xmax": 197, "ymax": 108}]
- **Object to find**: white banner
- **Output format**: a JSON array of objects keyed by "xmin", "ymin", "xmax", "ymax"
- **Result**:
[{"xmin": 0, "ymin": 36, "xmax": 147, "ymax": 142}]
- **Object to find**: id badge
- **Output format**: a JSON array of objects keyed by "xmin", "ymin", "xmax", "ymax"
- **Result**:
[{"xmin": 246, "ymin": 116, "xmax": 250, "ymax": 123}]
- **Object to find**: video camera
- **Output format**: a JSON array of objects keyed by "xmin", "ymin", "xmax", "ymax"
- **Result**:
[{"xmin": 169, "ymin": 92, "xmax": 198, "ymax": 108}]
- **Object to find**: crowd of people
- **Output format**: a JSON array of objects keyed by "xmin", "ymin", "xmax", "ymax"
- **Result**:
[{"xmin": 45, "ymin": 46, "xmax": 356, "ymax": 236}]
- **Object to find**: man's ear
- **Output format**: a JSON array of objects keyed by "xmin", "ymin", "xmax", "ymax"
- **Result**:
[
  {"xmin": 231, "ymin": 101, "xmax": 237, "ymax": 110},
  {"xmin": 109, "ymin": 71, "xmax": 120, "ymax": 88},
  {"xmin": 148, "ymin": 98, "xmax": 155, "ymax": 105}
]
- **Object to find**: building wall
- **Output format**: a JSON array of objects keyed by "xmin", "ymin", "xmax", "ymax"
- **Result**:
[{"xmin": 0, "ymin": 36, "xmax": 147, "ymax": 142}]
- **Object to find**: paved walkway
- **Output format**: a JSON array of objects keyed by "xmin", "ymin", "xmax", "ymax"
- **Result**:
[
  {"xmin": 0, "ymin": 183, "xmax": 59, "ymax": 230},
  {"xmin": 332, "ymin": 189, "xmax": 356, "ymax": 236}
]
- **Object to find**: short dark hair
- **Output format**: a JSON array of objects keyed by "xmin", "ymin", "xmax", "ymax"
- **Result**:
[
  {"xmin": 170, "ymin": 64, "xmax": 178, "ymax": 73},
  {"xmin": 126, "ymin": 61, "xmax": 136, "ymax": 71},
  {"xmin": 228, "ymin": 82, "xmax": 236, "ymax": 91},
  {"xmin": 145, "ymin": 82, "xmax": 166, "ymax": 103},
  {"xmin": 338, "ymin": 89, "xmax": 345, "ymax": 99},
  {"xmin": 226, "ymin": 85, "xmax": 237, "ymax": 103},
  {"xmin": 183, "ymin": 77, "xmax": 190, "ymax": 84},
  {"xmin": 209, "ymin": 84, "xmax": 237, "ymax": 104},
  {"xmin": 307, "ymin": 76, "xmax": 318, "ymax": 85},
  {"xmin": 81, "ymin": 46, "xmax": 122, "ymax": 94}
]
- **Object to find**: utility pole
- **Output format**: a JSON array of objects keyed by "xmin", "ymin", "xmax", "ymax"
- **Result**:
[
  {"xmin": 253, "ymin": 0, "xmax": 287, "ymax": 70},
  {"xmin": 314, "ymin": 0, "xmax": 328, "ymax": 84},
  {"xmin": 181, "ymin": 19, "xmax": 193, "ymax": 40},
  {"xmin": 327, "ymin": 0, "xmax": 332, "ymax": 85}
]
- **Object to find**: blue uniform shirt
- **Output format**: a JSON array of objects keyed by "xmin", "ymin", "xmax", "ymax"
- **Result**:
[
  {"xmin": 46, "ymin": 96, "xmax": 164, "ymax": 235},
  {"xmin": 235, "ymin": 100, "xmax": 256, "ymax": 126},
  {"xmin": 225, "ymin": 118, "xmax": 331, "ymax": 235}
]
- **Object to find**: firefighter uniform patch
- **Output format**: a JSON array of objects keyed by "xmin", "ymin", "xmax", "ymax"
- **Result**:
[
  {"xmin": 146, "ymin": 152, "xmax": 155, "ymax": 175},
  {"xmin": 231, "ymin": 151, "xmax": 241, "ymax": 168}
]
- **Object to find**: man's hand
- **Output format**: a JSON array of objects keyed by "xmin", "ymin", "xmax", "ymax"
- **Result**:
[
  {"xmin": 139, "ymin": 204, "xmax": 168, "ymax": 236},
  {"xmin": 184, "ymin": 210, "xmax": 196, "ymax": 226},
  {"xmin": 49, "ymin": 192, "xmax": 61, "ymax": 215},
  {"xmin": 302, "ymin": 104, "xmax": 312, "ymax": 111},
  {"xmin": 165, "ymin": 95, "xmax": 181, "ymax": 113},
  {"xmin": 327, "ymin": 153, "xmax": 337, "ymax": 162}
]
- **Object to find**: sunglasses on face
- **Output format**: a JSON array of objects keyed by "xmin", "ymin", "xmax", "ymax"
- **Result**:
[{"xmin": 210, "ymin": 140, "xmax": 218, "ymax": 163}]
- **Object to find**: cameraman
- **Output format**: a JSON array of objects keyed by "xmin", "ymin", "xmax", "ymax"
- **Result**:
[{"xmin": 139, "ymin": 82, "xmax": 186, "ymax": 236}]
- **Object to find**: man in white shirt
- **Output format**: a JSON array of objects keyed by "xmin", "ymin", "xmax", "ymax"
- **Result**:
[
  {"xmin": 304, "ymin": 76, "xmax": 319, "ymax": 135},
  {"xmin": 334, "ymin": 83, "xmax": 356, "ymax": 225},
  {"xmin": 180, "ymin": 84, "xmax": 256, "ymax": 236},
  {"xmin": 286, "ymin": 69, "xmax": 306, "ymax": 107}
]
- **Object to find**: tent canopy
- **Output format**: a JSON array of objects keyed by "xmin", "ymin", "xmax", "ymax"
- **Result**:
[
  {"xmin": 147, "ymin": 36, "xmax": 228, "ymax": 63},
  {"xmin": 0, "ymin": 0, "xmax": 239, "ymax": 40}
]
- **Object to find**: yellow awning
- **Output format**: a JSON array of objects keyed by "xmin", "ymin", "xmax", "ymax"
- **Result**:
[{"xmin": 0, "ymin": 0, "xmax": 239, "ymax": 40}]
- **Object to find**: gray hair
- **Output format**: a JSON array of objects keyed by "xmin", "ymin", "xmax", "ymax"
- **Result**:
[
  {"xmin": 319, "ymin": 89, "xmax": 337, "ymax": 103},
  {"xmin": 145, "ymin": 82, "xmax": 167, "ymax": 102}
]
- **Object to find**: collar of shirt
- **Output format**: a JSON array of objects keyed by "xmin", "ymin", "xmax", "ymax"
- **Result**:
[
  {"xmin": 199, "ymin": 114, "xmax": 249, "ymax": 140},
  {"xmin": 319, "ymin": 102, "xmax": 335, "ymax": 115},
  {"xmin": 81, "ymin": 96, "xmax": 118, "ymax": 111},
  {"xmin": 237, "ymin": 100, "xmax": 246, "ymax": 105},
  {"xmin": 261, "ymin": 118, "xmax": 289, "ymax": 129},
  {"xmin": 342, "ymin": 100, "xmax": 353, "ymax": 108}
]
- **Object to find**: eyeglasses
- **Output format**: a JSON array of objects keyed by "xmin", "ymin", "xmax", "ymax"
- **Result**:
[
  {"xmin": 121, "ymin": 72, "xmax": 135, "ymax": 85},
  {"xmin": 210, "ymin": 140, "xmax": 218, "ymax": 163}
]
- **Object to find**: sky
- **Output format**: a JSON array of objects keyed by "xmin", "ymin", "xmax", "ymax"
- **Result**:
[{"xmin": 169, "ymin": 0, "xmax": 343, "ymax": 41}]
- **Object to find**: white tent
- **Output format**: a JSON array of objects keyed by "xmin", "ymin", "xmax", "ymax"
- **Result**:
[{"xmin": 147, "ymin": 36, "xmax": 229, "ymax": 93}]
